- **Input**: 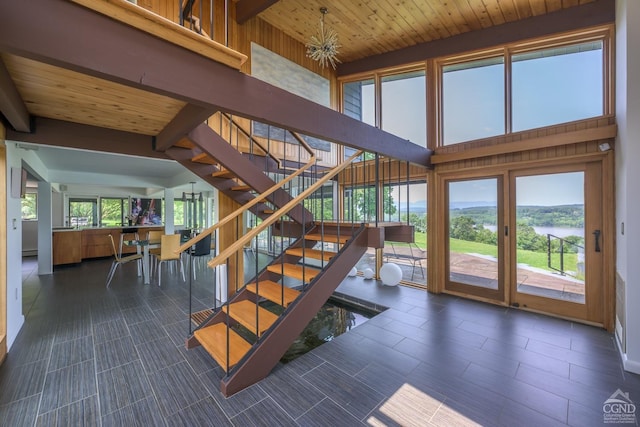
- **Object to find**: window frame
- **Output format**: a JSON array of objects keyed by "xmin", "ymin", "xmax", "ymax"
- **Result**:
[{"xmin": 435, "ymin": 26, "xmax": 612, "ymax": 147}]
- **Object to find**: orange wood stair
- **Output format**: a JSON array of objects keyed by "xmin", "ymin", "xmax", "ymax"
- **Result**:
[
  {"xmin": 267, "ymin": 263, "xmax": 320, "ymax": 282},
  {"xmin": 191, "ymin": 152, "xmax": 218, "ymax": 165},
  {"xmin": 212, "ymin": 169, "xmax": 236, "ymax": 179},
  {"xmin": 193, "ymin": 323, "xmax": 251, "ymax": 372},
  {"xmin": 303, "ymin": 233, "xmax": 350, "ymax": 244},
  {"xmin": 285, "ymin": 247, "xmax": 335, "ymax": 262},
  {"xmin": 222, "ymin": 300, "xmax": 278, "ymax": 336},
  {"xmin": 246, "ymin": 280, "xmax": 300, "ymax": 307},
  {"xmin": 231, "ymin": 184, "xmax": 251, "ymax": 191}
]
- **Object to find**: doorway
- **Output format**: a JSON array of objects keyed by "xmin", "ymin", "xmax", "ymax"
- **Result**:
[{"xmin": 444, "ymin": 161, "xmax": 605, "ymax": 325}]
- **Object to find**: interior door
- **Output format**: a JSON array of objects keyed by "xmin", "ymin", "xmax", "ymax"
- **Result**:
[{"xmin": 509, "ymin": 163, "xmax": 603, "ymax": 323}]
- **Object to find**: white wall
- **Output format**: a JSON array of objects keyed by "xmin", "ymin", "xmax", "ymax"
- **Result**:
[
  {"xmin": 21, "ymin": 220, "xmax": 37, "ymax": 255},
  {"xmin": 616, "ymin": 0, "xmax": 640, "ymax": 373},
  {"xmin": 5, "ymin": 145, "xmax": 25, "ymax": 349}
]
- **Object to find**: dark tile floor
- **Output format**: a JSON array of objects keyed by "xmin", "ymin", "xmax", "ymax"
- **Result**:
[{"xmin": 1, "ymin": 256, "xmax": 639, "ymax": 426}]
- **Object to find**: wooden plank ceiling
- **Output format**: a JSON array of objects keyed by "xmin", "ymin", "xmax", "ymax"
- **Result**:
[
  {"xmin": 1, "ymin": 54, "xmax": 186, "ymax": 136},
  {"xmin": 254, "ymin": 0, "xmax": 597, "ymax": 62}
]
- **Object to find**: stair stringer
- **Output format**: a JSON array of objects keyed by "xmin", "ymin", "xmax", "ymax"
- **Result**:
[
  {"xmin": 220, "ymin": 225, "xmax": 369, "ymax": 397},
  {"xmin": 186, "ymin": 123, "xmax": 314, "ymax": 225}
]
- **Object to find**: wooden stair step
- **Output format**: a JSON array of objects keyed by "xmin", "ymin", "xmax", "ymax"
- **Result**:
[
  {"xmin": 231, "ymin": 185, "xmax": 251, "ymax": 191},
  {"xmin": 267, "ymin": 263, "xmax": 320, "ymax": 282},
  {"xmin": 194, "ymin": 323, "xmax": 252, "ymax": 372},
  {"xmin": 222, "ymin": 300, "xmax": 278, "ymax": 336},
  {"xmin": 262, "ymin": 209, "xmax": 275, "ymax": 214},
  {"xmin": 174, "ymin": 138, "xmax": 194, "ymax": 149},
  {"xmin": 191, "ymin": 152, "xmax": 218, "ymax": 165},
  {"xmin": 246, "ymin": 280, "xmax": 300, "ymax": 307},
  {"xmin": 212, "ymin": 169, "xmax": 236, "ymax": 179},
  {"xmin": 286, "ymin": 247, "xmax": 335, "ymax": 262},
  {"xmin": 304, "ymin": 233, "xmax": 350, "ymax": 244}
]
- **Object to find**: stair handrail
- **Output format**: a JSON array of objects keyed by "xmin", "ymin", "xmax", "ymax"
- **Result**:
[
  {"xmin": 208, "ymin": 149, "xmax": 364, "ymax": 269},
  {"xmin": 220, "ymin": 113, "xmax": 285, "ymax": 170},
  {"xmin": 177, "ymin": 129, "xmax": 316, "ymax": 254}
]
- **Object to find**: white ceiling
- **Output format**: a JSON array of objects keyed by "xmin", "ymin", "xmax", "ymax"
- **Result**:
[{"xmin": 17, "ymin": 143, "xmax": 212, "ymax": 197}]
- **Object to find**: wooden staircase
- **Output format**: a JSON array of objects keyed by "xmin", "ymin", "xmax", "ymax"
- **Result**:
[
  {"xmin": 186, "ymin": 222, "xmax": 370, "ymax": 396},
  {"xmin": 164, "ymin": 122, "xmax": 313, "ymax": 225},
  {"xmin": 166, "ymin": 116, "xmax": 387, "ymax": 396}
]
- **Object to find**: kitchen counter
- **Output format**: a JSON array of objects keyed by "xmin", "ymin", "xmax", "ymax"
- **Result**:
[{"xmin": 52, "ymin": 225, "xmax": 164, "ymax": 265}]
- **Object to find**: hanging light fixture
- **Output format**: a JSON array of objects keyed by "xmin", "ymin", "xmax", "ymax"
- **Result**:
[{"xmin": 305, "ymin": 7, "xmax": 341, "ymax": 69}]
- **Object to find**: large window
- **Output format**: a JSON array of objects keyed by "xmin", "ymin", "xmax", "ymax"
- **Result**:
[
  {"xmin": 21, "ymin": 193, "xmax": 37, "ymax": 220},
  {"xmin": 100, "ymin": 197, "xmax": 128, "ymax": 227},
  {"xmin": 442, "ymin": 56, "xmax": 505, "ymax": 145},
  {"xmin": 512, "ymin": 41, "xmax": 603, "ymax": 132},
  {"xmin": 381, "ymin": 71, "xmax": 426, "ymax": 147},
  {"xmin": 69, "ymin": 198, "xmax": 97, "ymax": 227}
]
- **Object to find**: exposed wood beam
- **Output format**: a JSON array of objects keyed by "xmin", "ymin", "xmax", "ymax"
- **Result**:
[
  {"xmin": 338, "ymin": 0, "xmax": 615, "ymax": 76},
  {"xmin": 6, "ymin": 117, "xmax": 165, "ymax": 159},
  {"xmin": 155, "ymin": 104, "xmax": 216, "ymax": 151},
  {"xmin": 0, "ymin": 58, "xmax": 31, "ymax": 132},
  {"xmin": 0, "ymin": 0, "xmax": 431, "ymax": 167},
  {"xmin": 235, "ymin": 0, "xmax": 280, "ymax": 24}
]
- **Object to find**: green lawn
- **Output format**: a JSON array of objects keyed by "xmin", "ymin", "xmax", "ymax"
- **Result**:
[{"xmin": 391, "ymin": 232, "xmax": 578, "ymax": 273}]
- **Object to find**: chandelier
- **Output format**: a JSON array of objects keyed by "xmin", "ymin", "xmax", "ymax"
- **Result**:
[{"xmin": 305, "ymin": 7, "xmax": 341, "ymax": 69}]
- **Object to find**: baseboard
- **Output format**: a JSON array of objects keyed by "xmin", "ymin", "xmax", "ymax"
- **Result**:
[{"xmin": 622, "ymin": 353, "xmax": 640, "ymax": 375}]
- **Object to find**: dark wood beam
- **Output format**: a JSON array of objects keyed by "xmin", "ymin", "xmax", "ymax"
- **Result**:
[
  {"xmin": 235, "ymin": 0, "xmax": 280, "ymax": 24},
  {"xmin": 6, "ymin": 117, "xmax": 165, "ymax": 159},
  {"xmin": 0, "ymin": 0, "xmax": 431, "ymax": 166},
  {"xmin": 0, "ymin": 58, "xmax": 31, "ymax": 132},
  {"xmin": 338, "ymin": 0, "xmax": 615, "ymax": 76},
  {"xmin": 155, "ymin": 104, "xmax": 216, "ymax": 151}
]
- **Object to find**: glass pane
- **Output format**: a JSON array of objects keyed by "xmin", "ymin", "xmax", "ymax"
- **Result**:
[
  {"xmin": 381, "ymin": 71, "xmax": 426, "ymax": 147},
  {"xmin": 21, "ymin": 193, "xmax": 37, "ymax": 220},
  {"xmin": 515, "ymin": 172, "xmax": 585, "ymax": 304},
  {"xmin": 512, "ymin": 42, "xmax": 603, "ymax": 132},
  {"xmin": 384, "ymin": 181, "xmax": 427, "ymax": 285},
  {"xmin": 448, "ymin": 179, "xmax": 498, "ymax": 289},
  {"xmin": 343, "ymin": 185, "xmax": 377, "ymax": 223},
  {"xmin": 101, "ymin": 197, "xmax": 126, "ymax": 227},
  {"xmin": 443, "ymin": 57, "xmax": 505, "ymax": 145},
  {"xmin": 69, "ymin": 198, "xmax": 97, "ymax": 227},
  {"xmin": 343, "ymin": 79, "xmax": 374, "ymax": 159}
]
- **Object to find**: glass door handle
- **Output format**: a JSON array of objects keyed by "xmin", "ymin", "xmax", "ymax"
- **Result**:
[{"xmin": 593, "ymin": 230, "xmax": 601, "ymax": 252}]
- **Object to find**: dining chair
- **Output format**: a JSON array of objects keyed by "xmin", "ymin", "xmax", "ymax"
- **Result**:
[
  {"xmin": 106, "ymin": 234, "xmax": 143, "ymax": 288},
  {"xmin": 189, "ymin": 233, "xmax": 212, "ymax": 280},
  {"xmin": 155, "ymin": 234, "xmax": 186, "ymax": 286},
  {"xmin": 147, "ymin": 230, "xmax": 163, "ymax": 275},
  {"xmin": 118, "ymin": 227, "xmax": 139, "ymax": 258}
]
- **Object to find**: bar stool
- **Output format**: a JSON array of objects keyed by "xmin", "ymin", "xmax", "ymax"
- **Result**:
[{"xmin": 119, "ymin": 227, "xmax": 139, "ymax": 258}]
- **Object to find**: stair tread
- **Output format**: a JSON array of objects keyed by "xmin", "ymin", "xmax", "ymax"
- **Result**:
[
  {"xmin": 191, "ymin": 152, "xmax": 218, "ymax": 165},
  {"xmin": 246, "ymin": 280, "xmax": 300, "ymax": 307},
  {"xmin": 304, "ymin": 233, "xmax": 350, "ymax": 244},
  {"xmin": 231, "ymin": 185, "xmax": 251, "ymax": 191},
  {"xmin": 222, "ymin": 300, "xmax": 278, "ymax": 336},
  {"xmin": 262, "ymin": 209, "xmax": 275, "ymax": 214},
  {"xmin": 194, "ymin": 323, "xmax": 251, "ymax": 372},
  {"xmin": 286, "ymin": 247, "xmax": 335, "ymax": 262},
  {"xmin": 212, "ymin": 169, "xmax": 236, "ymax": 179},
  {"xmin": 267, "ymin": 263, "xmax": 320, "ymax": 282}
]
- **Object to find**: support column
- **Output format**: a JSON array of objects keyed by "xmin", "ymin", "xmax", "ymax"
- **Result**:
[{"xmin": 218, "ymin": 192, "xmax": 243, "ymax": 298}]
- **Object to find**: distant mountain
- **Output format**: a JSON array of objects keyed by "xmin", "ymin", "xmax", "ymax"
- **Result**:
[{"xmin": 449, "ymin": 201, "xmax": 497, "ymax": 210}]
